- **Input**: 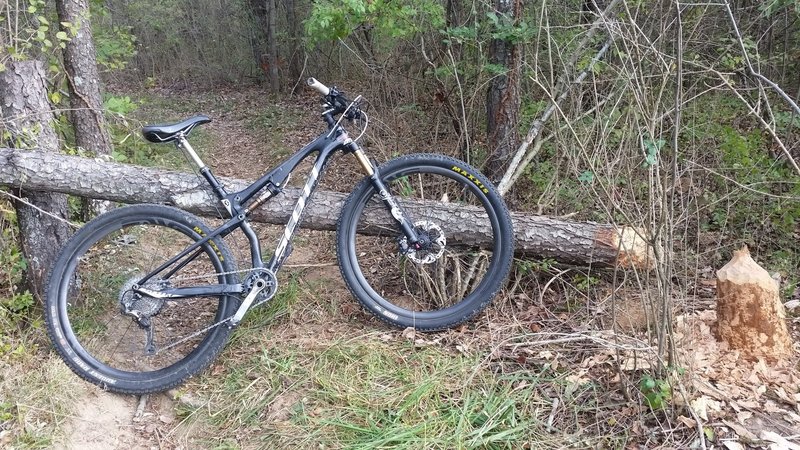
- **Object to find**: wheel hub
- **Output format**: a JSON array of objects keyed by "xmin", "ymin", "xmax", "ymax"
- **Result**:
[{"xmin": 400, "ymin": 220, "xmax": 446, "ymax": 264}]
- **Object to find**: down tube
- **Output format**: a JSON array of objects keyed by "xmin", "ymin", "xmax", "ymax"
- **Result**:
[{"xmin": 267, "ymin": 145, "xmax": 337, "ymax": 271}]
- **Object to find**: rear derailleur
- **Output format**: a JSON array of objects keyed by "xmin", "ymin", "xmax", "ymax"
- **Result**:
[{"xmin": 119, "ymin": 278, "xmax": 168, "ymax": 355}]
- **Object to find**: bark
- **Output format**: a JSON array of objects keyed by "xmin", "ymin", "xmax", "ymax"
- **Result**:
[
  {"xmin": 0, "ymin": 61, "xmax": 73, "ymax": 301},
  {"xmin": 284, "ymin": 0, "xmax": 302, "ymax": 82},
  {"xmin": 55, "ymin": 0, "xmax": 112, "ymax": 157},
  {"xmin": 266, "ymin": 0, "xmax": 279, "ymax": 92},
  {"xmin": 715, "ymin": 247, "xmax": 794, "ymax": 361},
  {"xmin": 0, "ymin": 148, "xmax": 655, "ymax": 270},
  {"xmin": 485, "ymin": 0, "xmax": 522, "ymax": 181}
]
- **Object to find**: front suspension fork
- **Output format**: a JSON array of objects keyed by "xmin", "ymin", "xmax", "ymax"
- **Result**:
[{"xmin": 350, "ymin": 143, "xmax": 420, "ymax": 245}]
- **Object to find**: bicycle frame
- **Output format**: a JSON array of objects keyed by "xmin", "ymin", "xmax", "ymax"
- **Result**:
[{"xmin": 133, "ymin": 122, "xmax": 418, "ymax": 301}]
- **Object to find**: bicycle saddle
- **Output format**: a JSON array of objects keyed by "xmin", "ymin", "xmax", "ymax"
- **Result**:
[{"xmin": 142, "ymin": 115, "xmax": 211, "ymax": 143}]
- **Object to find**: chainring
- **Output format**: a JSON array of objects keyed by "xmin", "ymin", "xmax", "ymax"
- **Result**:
[{"xmin": 242, "ymin": 268, "xmax": 278, "ymax": 303}]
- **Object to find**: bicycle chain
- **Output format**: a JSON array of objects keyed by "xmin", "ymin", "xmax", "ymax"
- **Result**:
[{"xmin": 153, "ymin": 277, "xmax": 276, "ymax": 355}]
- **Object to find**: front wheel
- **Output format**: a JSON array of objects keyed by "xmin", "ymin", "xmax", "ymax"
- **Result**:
[{"xmin": 337, "ymin": 153, "xmax": 514, "ymax": 330}]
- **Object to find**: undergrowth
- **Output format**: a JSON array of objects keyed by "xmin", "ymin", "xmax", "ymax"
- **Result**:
[{"xmin": 0, "ymin": 198, "xmax": 79, "ymax": 449}]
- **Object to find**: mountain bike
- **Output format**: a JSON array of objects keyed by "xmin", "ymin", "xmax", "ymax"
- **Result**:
[{"xmin": 44, "ymin": 78, "xmax": 515, "ymax": 394}]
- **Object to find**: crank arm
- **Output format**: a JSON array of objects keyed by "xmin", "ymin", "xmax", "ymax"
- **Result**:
[{"xmin": 229, "ymin": 280, "xmax": 267, "ymax": 326}]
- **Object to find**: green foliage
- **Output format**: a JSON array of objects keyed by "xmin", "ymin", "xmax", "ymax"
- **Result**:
[
  {"xmin": 104, "ymin": 95, "xmax": 137, "ymax": 115},
  {"xmin": 486, "ymin": 10, "xmax": 535, "ymax": 44},
  {"xmin": 573, "ymin": 273, "xmax": 600, "ymax": 292},
  {"xmin": 103, "ymin": 0, "xmax": 257, "ymax": 82},
  {"xmin": 643, "ymin": 139, "xmax": 665, "ymax": 167},
  {"xmin": 0, "ymin": 0, "xmax": 67, "ymax": 68},
  {"xmin": 516, "ymin": 258, "xmax": 556, "ymax": 275},
  {"xmin": 93, "ymin": 26, "xmax": 136, "ymax": 70},
  {"xmin": 578, "ymin": 170, "xmax": 595, "ymax": 183},
  {"xmin": 305, "ymin": 0, "xmax": 444, "ymax": 45},
  {"xmin": 760, "ymin": 0, "xmax": 800, "ymax": 18},
  {"xmin": 102, "ymin": 94, "xmax": 190, "ymax": 166},
  {"xmin": 639, "ymin": 375, "xmax": 671, "ymax": 410},
  {"xmin": 717, "ymin": 36, "xmax": 758, "ymax": 70},
  {"xmin": 0, "ymin": 201, "xmax": 36, "ymax": 326},
  {"xmin": 90, "ymin": 0, "xmax": 136, "ymax": 70}
]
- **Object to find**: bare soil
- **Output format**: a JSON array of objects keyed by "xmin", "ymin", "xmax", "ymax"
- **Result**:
[{"xmin": 52, "ymin": 385, "xmax": 141, "ymax": 450}]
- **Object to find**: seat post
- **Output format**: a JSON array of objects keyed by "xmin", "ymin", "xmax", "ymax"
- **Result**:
[
  {"xmin": 175, "ymin": 134, "xmax": 206, "ymax": 169},
  {"xmin": 176, "ymin": 133, "xmax": 229, "ymax": 208}
]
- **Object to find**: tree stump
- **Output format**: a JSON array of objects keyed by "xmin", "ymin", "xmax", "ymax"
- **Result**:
[{"xmin": 715, "ymin": 246, "xmax": 794, "ymax": 361}]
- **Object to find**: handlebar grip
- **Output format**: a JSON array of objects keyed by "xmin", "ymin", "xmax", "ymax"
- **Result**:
[{"xmin": 307, "ymin": 77, "xmax": 330, "ymax": 96}]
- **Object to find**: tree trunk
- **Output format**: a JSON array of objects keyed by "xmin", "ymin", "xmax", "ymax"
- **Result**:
[
  {"xmin": 284, "ymin": 0, "xmax": 302, "ymax": 82},
  {"xmin": 266, "ymin": 0, "xmax": 279, "ymax": 92},
  {"xmin": 56, "ymin": 0, "xmax": 114, "ymax": 218},
  {"xmin": 715, "ymin": 246, "xmax": 794, "ymax": 361},
  {"xmin": 55, "ymin": 0, "xmax": 112, "ymax": 157},
  {"xmin": 0, "ymin": 148, "xmax": 656, "ymax": 270},
  {"xmin": 0, "ymin": 61, "xmax": 73, "ymax": 301},
  {"xmin": 485, "ymin": 0, "xmax": 522, "ymax": 181}
]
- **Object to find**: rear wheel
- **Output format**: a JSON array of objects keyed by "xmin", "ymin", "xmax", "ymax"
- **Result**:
[
  {"xmin": 337, "ymin": 153, "xmax": 514, "ymax": 330},
  {"xmin": 45, "ymin": 204, "xmax": 240, "ymax": 394}
]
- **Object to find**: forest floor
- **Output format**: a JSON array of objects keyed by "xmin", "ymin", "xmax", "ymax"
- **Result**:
[{"xmin": 2, "ymin": 84, "xmax": 800, "ymax": 449}]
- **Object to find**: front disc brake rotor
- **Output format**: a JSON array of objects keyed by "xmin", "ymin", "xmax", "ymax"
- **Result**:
[{"xmin": 401, "ymin": 220, "xmax": 447, "ymax": 264}]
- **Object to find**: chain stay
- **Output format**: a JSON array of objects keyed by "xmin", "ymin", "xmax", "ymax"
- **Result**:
[{"xmin": 152, "ymin": 274, "xmax": 276, "ymax": 355}]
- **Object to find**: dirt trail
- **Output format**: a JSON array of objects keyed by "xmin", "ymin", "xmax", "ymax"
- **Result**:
[{"xmin": 53, "ymin": 385, "xmax": 144, "ymax": 450}]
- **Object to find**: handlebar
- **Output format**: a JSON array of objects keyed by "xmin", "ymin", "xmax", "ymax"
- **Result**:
[
  {"xmin": 306, "ymin": 77, "xmax": 330, "ymax": 96},
  {"xmin": 306, "ymin": 76, "xmax": 363, "ymax": 123}
]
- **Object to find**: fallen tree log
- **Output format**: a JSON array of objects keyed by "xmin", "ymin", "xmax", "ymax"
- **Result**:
[{"xmin": 0, "ymin": 148, "xmax": 654, "ymax": 269}]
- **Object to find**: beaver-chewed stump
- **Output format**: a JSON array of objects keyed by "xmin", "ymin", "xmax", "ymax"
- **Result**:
[{"xmin": 715, "ymin": 246, "xmax": 794, "ymax": 361}]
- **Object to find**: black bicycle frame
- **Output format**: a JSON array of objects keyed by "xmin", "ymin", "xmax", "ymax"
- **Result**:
[{"xmin": 133, "ymin": 122, "xmax": 420, "ymax": 300}]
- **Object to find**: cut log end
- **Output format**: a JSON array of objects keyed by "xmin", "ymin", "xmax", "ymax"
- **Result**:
[
  {"xmin": 715, "ymin": 246, "xmax": 794, "ymax": 361},
  {"xmin": 596, "ymin": 226, "xmax": 656, "ymax": 270}
]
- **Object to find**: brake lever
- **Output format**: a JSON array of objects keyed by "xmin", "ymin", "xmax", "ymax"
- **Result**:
[{"xmin": 345, "ymin": 99, "xmax": 363, "ymax": 121}]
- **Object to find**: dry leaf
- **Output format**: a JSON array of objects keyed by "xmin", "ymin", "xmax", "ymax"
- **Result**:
[
  {"xmin": 759, "ymin": 430, "xmax": 800, "ymax": 450},
  {"xmin": 620, "ymin": 358, "xmax": 651, "ymax": 371},
  {"xmin": 722, "ymin": 419, "xmax": 757, "ymax": 442},
  {"xmin": 775, "ymin": 387, "xmax": 796, "ymax": 405},
  {"xmin": 677, "ymin": 415, "xmax": 696, "ymax": 429},
  {"xmin": 690, "ymin": 396, "xmax": 722, "ymax": 421}
]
